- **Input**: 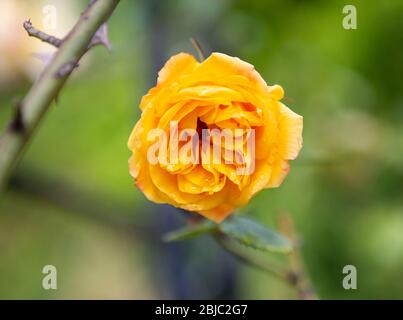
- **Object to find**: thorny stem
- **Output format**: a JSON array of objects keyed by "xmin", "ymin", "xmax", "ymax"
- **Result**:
[
  {"xmin": 215, "ymin": 233, "xmax": 290, "ymax": 281},
  {"xmin": 0, "ymin": 0, "xmax": 120, "ymax": 192},
  {"xmin": 279, "ymin": 214, "xmax": 318, "ymax": 300},
  {"xmin": 214, "ymin": 218, "xmax": 318, "ymax": 300}
]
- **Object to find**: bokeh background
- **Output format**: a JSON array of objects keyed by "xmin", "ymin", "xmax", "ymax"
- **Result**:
[{"xmin": 1, "ymin": 0, "xmax": 403, "ymax": 299}]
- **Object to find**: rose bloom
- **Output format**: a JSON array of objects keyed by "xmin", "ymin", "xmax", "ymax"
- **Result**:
[{"xmin": 128, "ymin": 52, "xmax": 302, "ymax": 223}]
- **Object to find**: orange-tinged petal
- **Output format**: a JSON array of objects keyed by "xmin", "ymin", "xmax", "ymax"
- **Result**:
[
  {"xmin": 267, "ymin": 160, "xmax": 291, "ymax": 188},
  {"xmin": 175, "ymin": 85, "xmax": 246, "ymax": 103},
  {"xmin": 132, "ymin": 161, "xmax": 172, "ymax": 205},
  {"xmin": 277, "ymin": 102, "xmax": 303, "ymax": 160},
  {"xmin": 157, "ymin": 52, "xmax": 199, "ymax": 84},
  {"xmin": 199, "ymin": 203, "xmax": 235, "ymax": 224},
  {"xmin": 149, "ymin": 163, "xmax": 205, "ymax": 205},
  {"xmin": 178, "ymin": 166, "xmax": 226, "ymax": 195},
  {"xmin": 231, "ymin": 161, "xmax": 273, "ymax": 206},
  {"xmin": 268, "ymin": 84, "xmax": 284, "ymax": 100},
  {"xmin": 195, "ymin": 53, "xmax": 268, "ymax": 93}
]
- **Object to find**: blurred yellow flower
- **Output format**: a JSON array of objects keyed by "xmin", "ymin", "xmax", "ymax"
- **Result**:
[{"xmin": 128, "ymin": 52, "xmax": 303, "ymax": 223}]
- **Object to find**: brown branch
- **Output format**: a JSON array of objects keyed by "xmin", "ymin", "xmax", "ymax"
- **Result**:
[
  {"xmin": 23, "ymin": 19, "xmax": 112, "ymax": 52},
  {"xmin": 23, "ymin": 20, "xmax": 63, "ymax": 48}
]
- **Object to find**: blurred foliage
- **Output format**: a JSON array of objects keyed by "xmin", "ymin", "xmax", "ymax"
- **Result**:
[{"xmin": 0, "ymin": 0, "xmax": 403, "ymax": 299}]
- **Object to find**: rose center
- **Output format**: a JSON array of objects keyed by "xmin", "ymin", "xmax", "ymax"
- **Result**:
[{"xmin": 196, "ymin": 118, "xmax": 208, "ymax": 140}]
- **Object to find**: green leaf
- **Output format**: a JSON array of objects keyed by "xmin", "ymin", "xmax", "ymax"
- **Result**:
[
  {"xmin": 218, "ymin": 215, "xmax": 292, "ymax": 253},
  {"xmin": 163, "ymin": 220, "xmax": 218, "ymax": 242}
]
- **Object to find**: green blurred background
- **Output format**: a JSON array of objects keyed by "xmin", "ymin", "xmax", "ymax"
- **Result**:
[{"xmin": 1, "ymin": 0, "xmax": 403, "ymax": 299}]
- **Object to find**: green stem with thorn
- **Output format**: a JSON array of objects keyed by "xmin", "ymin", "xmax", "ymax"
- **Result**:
[{"xmin": 0, "ymin": 0, "xmax": 120, "ymax": 193}]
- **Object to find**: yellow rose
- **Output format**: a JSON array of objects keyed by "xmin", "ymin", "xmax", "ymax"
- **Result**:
[{"xmin": 128, "ymin": 52, "xmax": 302, "ymax": 223}]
